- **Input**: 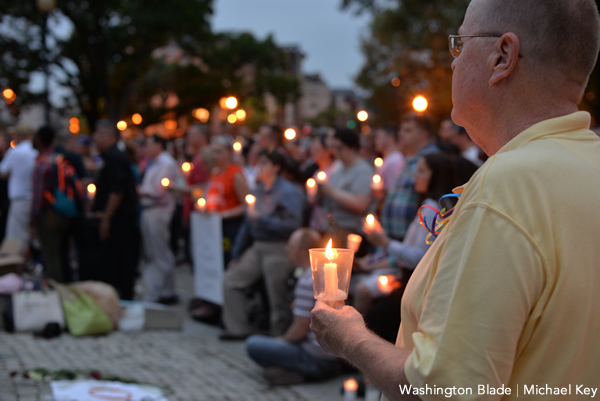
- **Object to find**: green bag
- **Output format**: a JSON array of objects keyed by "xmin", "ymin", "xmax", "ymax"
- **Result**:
[{"xmin": 55, "ymin": 284, "xmax": 114, "ymax": 336}]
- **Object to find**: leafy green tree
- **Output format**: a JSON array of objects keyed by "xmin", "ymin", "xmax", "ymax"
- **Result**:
[{"xmin": 341, "ymin": 0, "xmax": 469, "ymax": 127}]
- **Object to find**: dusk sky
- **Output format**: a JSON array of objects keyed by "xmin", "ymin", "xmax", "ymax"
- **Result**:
[{"xmin": 212, "ymin": 0, "xmax": 371, "ymax": 89}]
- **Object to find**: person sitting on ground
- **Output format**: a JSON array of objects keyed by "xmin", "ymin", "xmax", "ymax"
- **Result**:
[
  {"xmin": 246, "ymin": 228, "xmax": 340, "ymax": 386},
  {"xmin": 221, "ymin": 149, "xmax": 304, "ymax": 340}
]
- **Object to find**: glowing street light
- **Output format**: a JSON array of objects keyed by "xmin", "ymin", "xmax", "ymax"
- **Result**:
[
  {"xmin": 132, "ymin": 113, "xmax": 143, "ymax": 125},
  {"xmin": 357, "ymin": 110, "xmax": 369, "ymax": 122},
  {"xmin": 69, "ymin": 117, "xmax": 80, "ymax": 134},
  {"xmin": 2, "ymin": 88, "xmax": 15, "ymax": 100},
  {"xmin": 413, "ymin": 96, "xmax": 428, "ymax": 113},
  {"xmin": 227, "ymin": 114, "xmax": 238, "ymax": 124},
  {"xmin": 225, "ymin": 96, "xmax": 238, "ymax": 110},
  {"xmin": 117, "ymin": 121, "xmax": 128, "ymax": 131},
  {"xmin": 391, "ymin": 78, "xmax": 401, "ymax": 87},
  {"xmin": 284, "ymin": 128, "xmax": 296, "ymax": 140}
]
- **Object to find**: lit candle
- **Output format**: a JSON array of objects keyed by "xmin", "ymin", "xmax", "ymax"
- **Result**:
[
  {"xmin": 366, "ymin": 214, "xmax": 376, "ymax": 230},
  {"xmin": 87, "ymin": 183, "xmax": 96, "ymax": 201},
  {"xmin": 346, "ymin": 234, "xmax": 362, "ymax": 253},
  {"xmin": 371, "ymin": 174, "xmax": 384, "ymax": 191},
  {"xmin": 316, "ymin": 171, "xmax": 327, "ymax": 183},
  {"xmin": 245, "ymin": 194, "xmax": 256, "ymax": 214},
  {"xmin": 182, "ymin": 162, "xmax": 193, "ymax": 176},
  {"xmin": 374, "ymin": 157, "xmax": 383, "ymax": 168},
  {"xmin": 306, "ymin": 178, "xmax": 317, "ymax": 199},
  {"xmin": 377, "ymin": 275, "xmax": 393, "ymax": 295},
  {"xmin": 324, "ymin": 239, "xmax": 339, "ymax": 298},
  {"xmin": 343, "ymin": 378, "xmax": 359, "ymax": 401},
  {"xmin": 161, "ymin": 178, "xmax": 170, "ymax": 187},
  {"xmin": 233, "ymin": 141, "xmax": 242, "ymax": 155},
  {"xmin": 197, "ymin": 197, "xmax": 206, "ymax": 212}
]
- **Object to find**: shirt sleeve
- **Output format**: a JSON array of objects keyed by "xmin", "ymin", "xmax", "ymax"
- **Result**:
[
  {"xmin": 0, "ymin": 149, "xmax": 14, "ymax": 175},
  {"xmin": 256, "ymin": 185, "xmax": 303, "ymax": 238},
  {"xmin": 404, "ymin": 204, "xmax": 544, "ymax": 401}
]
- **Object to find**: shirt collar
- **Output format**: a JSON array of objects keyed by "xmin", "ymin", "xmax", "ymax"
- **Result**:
[{"xmin": 495, "ymin": 111, "xmax": 591, "ymax": 156}]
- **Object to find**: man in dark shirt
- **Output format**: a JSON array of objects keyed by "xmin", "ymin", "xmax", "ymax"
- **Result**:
[{"xmin": 90, "ymin": 120, "xmax": 139, "ymax": 300}]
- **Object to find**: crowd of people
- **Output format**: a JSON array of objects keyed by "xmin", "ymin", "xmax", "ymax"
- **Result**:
[{"xmin": 0, "ymin": 112, "xmax": 481, "ymax": 387}]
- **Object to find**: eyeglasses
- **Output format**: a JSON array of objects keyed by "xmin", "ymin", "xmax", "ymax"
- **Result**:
[{"xmin": 448, "ymin": 34, "xmax": 502, "ymax": 59}]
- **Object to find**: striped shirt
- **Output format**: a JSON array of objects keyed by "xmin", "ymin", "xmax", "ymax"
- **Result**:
[
  {"xmin": 294, "ymin": 268, "xmax": 338, "ymax": 360},
  {"xmin": 380, "ymin": 143, "xmax": 438, "ymax": 240}
]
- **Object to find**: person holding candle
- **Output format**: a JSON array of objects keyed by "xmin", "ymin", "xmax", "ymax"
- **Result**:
[
  {"xmin": 88, "ymin": 120, "xmax": 140, "ymax": 299},
  {"xmin": 319, "ymin": 128, "xmax": 373, "ymax": 254},
  {"xmin": 354, "ymin": 152, "xmax": 461, "ymax": 314},
  {"xmin": 373, "ymin": 126, "xmax": 405, "ymax": 193},
  {"xmin": 245, "ymin": 228, "xmax": 340, "ymax": 385},
  {"xmin": 138, "ymin": 134, "xmax": 179, "ymax": 304},
  {"xmin": 221, "ymin": 148, "xmax": 303, "ymax": 340},
  {"xmin": 311, "ymin": 1, "xmax": 600, "ymax": 399},
  {"xmin": 189, "ymin": 135, "xmax": 249, "ymax": 322}
]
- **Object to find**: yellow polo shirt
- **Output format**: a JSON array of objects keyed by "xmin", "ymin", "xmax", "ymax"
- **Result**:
[{"xmin": 388, "ymin": 112, "xmax": 600, "ymax": 400}]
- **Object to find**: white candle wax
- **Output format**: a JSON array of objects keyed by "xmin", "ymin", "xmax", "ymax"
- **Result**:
[
  {"xmin": 344, "ymin": 379, "xmax": 358, "ymax": 401},
  {"xmin": 323, "ymin": 262, "xmax": 338, "ymax": 297},
  {"xmin": 371, "ymin": 174, "xmax": 384, "ymax": 191},
  {"xmin": 306, "ymin": 179, "xmax": 317, "ymax": 198}
]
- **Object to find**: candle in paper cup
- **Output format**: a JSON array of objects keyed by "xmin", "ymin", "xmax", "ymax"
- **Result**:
[
  {"xmin": 343, "ymin": 378, "xmax": 359, "ymax": 401},
  {"xmin": 87, "ymin": 183, "xmax": 96, "ymax": 201},
  {"xmin": 306, "ymin": 178, "xmax": 317, "ymax": 199},
  {"xmin": 346, "ymin": 234, "xmax": 362, "ymax": 253},
  {"xmin": 371, "ymin": 174, "xmax": 384, "ymax": 191},
  {"xmin": 245, "ymin": 194, "xmax": 256, "ymax": 214},
  {"xmin": 309, "ymin": 239, "xmax": 354, "ymax": 303}
]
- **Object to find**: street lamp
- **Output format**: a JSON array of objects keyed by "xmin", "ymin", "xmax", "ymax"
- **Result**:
[
  {"xmin": 36, "ymin": 0, "xmax": 56, "ymax": 124},
  {"xmin": 357, "ymin": 110, "xmax": 369, "ymax": 122}
]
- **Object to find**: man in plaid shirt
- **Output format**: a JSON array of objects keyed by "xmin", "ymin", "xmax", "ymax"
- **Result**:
[{"xmin": 380, "ymin": 114, "xmax": 438, "ymax": 241}]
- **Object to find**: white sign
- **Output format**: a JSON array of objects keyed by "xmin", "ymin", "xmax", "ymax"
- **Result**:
[
  {"xmin": 50, "ymin": 380, "xmax": 168, "ymax": 401},
  {"xmin": 190, "ymin": 212, "xmax": 224, "ymax": 305}
]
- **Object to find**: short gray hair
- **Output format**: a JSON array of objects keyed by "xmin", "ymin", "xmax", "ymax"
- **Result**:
[{"xmin": 481, "ymin": 0, "xmax": 600, "ymax": 85}]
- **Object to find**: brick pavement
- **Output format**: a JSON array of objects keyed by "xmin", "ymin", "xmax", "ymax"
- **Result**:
[{"xmin": 0, "ymin": 331, "xmax": 327, "ymax": 401}]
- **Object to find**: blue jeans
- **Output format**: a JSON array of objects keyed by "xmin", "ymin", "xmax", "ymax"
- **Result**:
[{"xmin": 246, "ymin": 335, "xmax": 339, "ymax": 380}]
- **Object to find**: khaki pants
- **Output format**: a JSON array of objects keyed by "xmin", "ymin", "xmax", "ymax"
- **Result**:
[
  {"xmin": 141, "ymin": 206, "xmax": 175, "ymax": 302},
  {"xmin": 223, "ymin": 241, "xmax": 294, "ymax": 336}
]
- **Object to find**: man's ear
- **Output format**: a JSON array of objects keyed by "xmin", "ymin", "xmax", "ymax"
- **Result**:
[{"xmin": 489, "ymin": 33, "xmax": 520, "ymax": 86}]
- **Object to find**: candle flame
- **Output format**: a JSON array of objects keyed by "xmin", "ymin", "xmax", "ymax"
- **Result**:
[
  {"xmin": 378, "ymin": 275, "xmax": 389, "ymax": 286},
  {"xmin": 366, "ymin": 214, "xmax": 375, "ymax": 225},
  {"xmin": 374, "ymin": 157, "xmax": 384, "ymax": 168},
  {"xmin": 373, "ymin": 174, "xmax": 382, "ymax": 184},
  {"xmin": 245, "ymin": 194, "xmax": 256, "ymax": 204},
  {"xmin": 197, "ymin": 198, "xmax": 206, "ymax": 207},
  {"xmin": 182, "ymin": 162, "xmax": 192, "ymax": 172},
  {"xmin": 233, "ymin": 141, "xmax": 242, "ymax": 152},
  {"xmin": 344, "ymin": 378, "xmax": 359, "ymax": 391},
  {"xmin": 317, "ymin": 171, "xmax": 327, "ymax": 181},
  {"xmin": 306, "ymin": 178, "xmax": 316, "ymax": 188},
  {"xmin": 161, "ymin": 178, "xmax": 170, "ymax": 187},
  {"xmin": 87, "ymin": 183, "xmax": 96, "ymax": 194},
  {"xmin": 325, "ymin": 238, "xmax": 334, "ymax": 260}
]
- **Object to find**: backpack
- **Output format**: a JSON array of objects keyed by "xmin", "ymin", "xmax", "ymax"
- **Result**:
[{"xmin": 43, "ymin": 154, "xmax": 84, "ymax": 218}]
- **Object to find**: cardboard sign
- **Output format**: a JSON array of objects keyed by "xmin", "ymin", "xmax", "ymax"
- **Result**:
[{"xmin": 190, "ymin": 212, "xmax": 224, "ymax": 305}]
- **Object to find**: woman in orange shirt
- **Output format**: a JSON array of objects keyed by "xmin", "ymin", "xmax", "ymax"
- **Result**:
[{"xmin": 191, "ymin": 135, "xmax": 249, "ymax": 323}]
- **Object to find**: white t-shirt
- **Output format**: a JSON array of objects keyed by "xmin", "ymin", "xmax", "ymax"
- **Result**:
[
  {"xmin": 380, "ymin": 151, "xmax": 405, "ymax": 192},
  {"xmin": 0, "ymin": 140, "xmax": 38, "ymax": 200}
]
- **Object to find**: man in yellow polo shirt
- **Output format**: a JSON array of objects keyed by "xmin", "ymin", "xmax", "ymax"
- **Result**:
[{"xmin": 311, "ymin": 0, "xmax": 600, "ymax": 400}]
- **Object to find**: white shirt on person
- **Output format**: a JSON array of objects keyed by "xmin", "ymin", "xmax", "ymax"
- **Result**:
[
  {"xmin": 379, "ymin": 150, "xmax": 405, "ymax": 192},
  {"xmin": 139, "ymin": 151, "xmax": 178, "ymax": 208},
  {"xmin": 0, "ymin": 140, "xmax": 38, "ymax": 200}
]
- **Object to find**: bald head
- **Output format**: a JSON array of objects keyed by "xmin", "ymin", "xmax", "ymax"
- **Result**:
[{"xmin": 476, "ymin": 0, "xmax": 600, "ymax": 88}]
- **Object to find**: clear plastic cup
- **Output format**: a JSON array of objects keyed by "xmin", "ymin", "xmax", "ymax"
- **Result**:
[{"xmin": 309, "ymin": 247, "xmax": 354, "ymax": 301}]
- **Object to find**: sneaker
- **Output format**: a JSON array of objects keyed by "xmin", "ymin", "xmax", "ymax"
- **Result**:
[{"xmin": 263, "ymin": 367, "xmax": 305, "ymax": 386}]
